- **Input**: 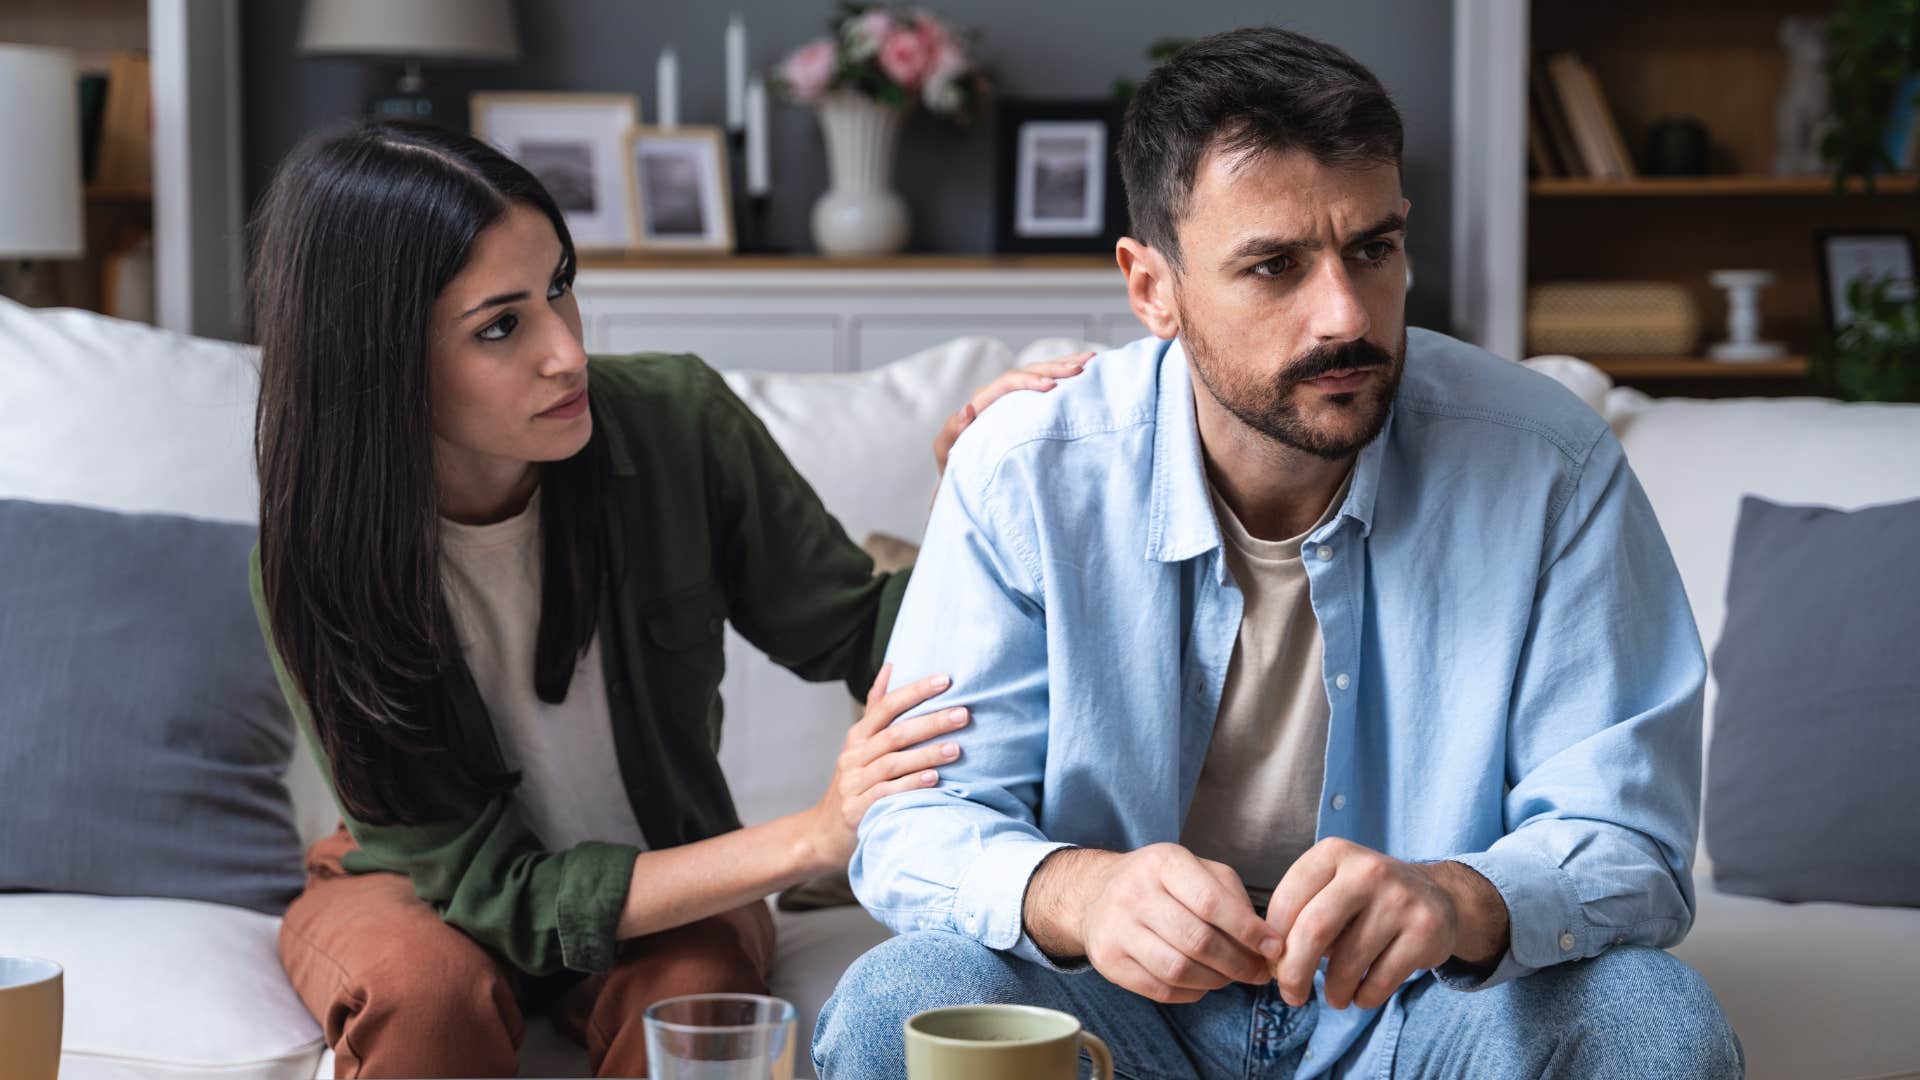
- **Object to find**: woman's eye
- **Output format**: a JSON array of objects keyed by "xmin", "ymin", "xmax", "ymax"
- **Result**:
[
  {"xmin": 1251, "ymin": 257, "xmax": 1292, "ymax": 278},
  {"xmin": 477, "ymin": 312, "xmax": 518, "ymax": 342},
  {"xmin": 549, "ymin": 276, "xmax": 572, "ymax": 301}
]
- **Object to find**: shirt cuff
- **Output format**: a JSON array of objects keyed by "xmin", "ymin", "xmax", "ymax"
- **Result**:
[
  {"xmin": 953, "ymin": 837, "xmax": 1083, "ymax": 972},
  {"xmin": 557, "ymin": 841, "xmax": 643, "ymax": 973},
  {"xmin": 1436, "ymin": 846, "xmax": 1583, "ymax": 992}
]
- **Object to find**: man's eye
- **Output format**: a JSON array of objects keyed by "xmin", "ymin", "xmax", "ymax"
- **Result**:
[
  {"xmin": 477, "ymin": 313, "xmax": 518, "ymax": 342},
  {"xmin": 1251, "ymin": 257, "xmax": 1292, "ymax": 278},
  {"xmin": 1358, "ymin": 240, "xmax": 1398, "ymax": 265}
]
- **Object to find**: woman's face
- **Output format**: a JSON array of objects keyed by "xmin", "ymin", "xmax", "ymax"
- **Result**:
[{"xmin": 427, "ymin": 202, "xmax": 591, "ymax": 504}]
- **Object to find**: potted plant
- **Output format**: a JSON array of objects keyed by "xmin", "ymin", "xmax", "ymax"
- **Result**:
[
  {"xmin": 774, "ymin": 4, "xmax": 989, "ymax": 256},
  {"xmin": 1817, "ymin": 275, "xmax": 1920, "ymax": 401},
  {"xmin": 1821, "ymin": 0, "xmax": 1919, "ymax": 192}
]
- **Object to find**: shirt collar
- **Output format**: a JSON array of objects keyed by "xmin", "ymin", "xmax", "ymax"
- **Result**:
[{"xmin": 1145, "ymin": 336, "xmax": 1392, "ymax": 565}]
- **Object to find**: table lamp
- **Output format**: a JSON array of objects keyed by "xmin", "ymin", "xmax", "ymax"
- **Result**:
[
  {"xmin": 298, "ymin": 0, "xmax": 520, "ymax": 123},
  {"xmin": 0, "ymin": 43, "xmax": 84, "ymax": 306}
]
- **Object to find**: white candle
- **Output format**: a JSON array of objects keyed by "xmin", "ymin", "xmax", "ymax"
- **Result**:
[
  {"xmin": 746, "ymin": 75, "xmax": 770, "ymax": 196},
  {"xmin": 657, "ymin": 46, "xmax": 679, "ymax": 129},
  {"xmin": 725, "ymin": 14, "xmax": 746, "ymax": 132}
]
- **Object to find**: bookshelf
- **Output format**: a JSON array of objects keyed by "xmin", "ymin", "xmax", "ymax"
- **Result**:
[{"xmin": 1525, "ymin": 0, "xmax": 1917, "ymax": 395}]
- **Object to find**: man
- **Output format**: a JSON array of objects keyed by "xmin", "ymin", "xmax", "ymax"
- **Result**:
[{"xmin": 815, "ymin": 27, "xmax": 1741, "ymax": 1080}]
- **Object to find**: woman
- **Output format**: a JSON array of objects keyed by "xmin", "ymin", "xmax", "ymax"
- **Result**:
[{"xmin": 249, "ymin": 121, "xmax": 1085, "ymax": 1078}]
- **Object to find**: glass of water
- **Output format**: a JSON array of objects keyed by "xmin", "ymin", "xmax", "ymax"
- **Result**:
[{"xmin": 644, "ymin": 993, "xmax": 797, "ymax": 1080}]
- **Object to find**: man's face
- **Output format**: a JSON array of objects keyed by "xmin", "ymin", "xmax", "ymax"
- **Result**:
[{"xmin": 1169, "ymin": 145, "xmax": 1409, "ymax": 460}]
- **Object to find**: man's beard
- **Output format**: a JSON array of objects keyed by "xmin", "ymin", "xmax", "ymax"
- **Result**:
[{"xmin": 1184, "ymin": 322, "xmax": 1405, "ymax": 460}]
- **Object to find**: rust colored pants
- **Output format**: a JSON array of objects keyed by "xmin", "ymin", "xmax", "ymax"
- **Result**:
[{"xmin": 279, "ymin": 826, "xmax": 776, "ymax": 1079}]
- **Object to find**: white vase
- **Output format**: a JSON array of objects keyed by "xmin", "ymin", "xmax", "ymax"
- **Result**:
[{"xmin": 810, "ymin": 93, "xmax": 909, "ymax": 256}]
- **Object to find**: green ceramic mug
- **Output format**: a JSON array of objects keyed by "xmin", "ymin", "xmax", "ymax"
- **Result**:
[{"xmin": 905, "ymin": 1004, "xmax": 1113, "ymax": 1080}]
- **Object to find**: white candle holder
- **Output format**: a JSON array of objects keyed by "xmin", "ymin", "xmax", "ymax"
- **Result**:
[{"xmin": 1707, "ymin": 269, "xmax": 1788, "ymax": 362}]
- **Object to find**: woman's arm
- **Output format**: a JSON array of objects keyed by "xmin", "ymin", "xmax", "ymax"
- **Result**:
[{"xmin": 616, "ymin": 664, "xmax": 966, "ymax": 939}]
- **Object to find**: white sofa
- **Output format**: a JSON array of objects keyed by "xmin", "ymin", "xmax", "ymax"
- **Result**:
[{"xmin": 1, "ymin": 299, "xmax": 1915, "ymax": 1080}]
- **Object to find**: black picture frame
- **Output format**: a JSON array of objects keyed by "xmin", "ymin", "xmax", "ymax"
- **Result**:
[
  {"xmin": 993, "ymin": 99, "xmax": 1129, "ymax": 254},
  {"xmin": 1815, "ymin": 230, "xmax": 1917, "ymax": 335}
]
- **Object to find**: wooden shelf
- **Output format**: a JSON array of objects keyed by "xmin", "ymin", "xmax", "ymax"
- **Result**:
[
  {"xmin": 1531, "ymin": 175, "xmax": 1920, "ymax": 198},
  {"xmin": 577, "ymin": 253, "xmax": 1115, "ymax": 272},
  {"xmin": 1586, "ymin": 355, "xmax": 1809, "ymax": 380}
]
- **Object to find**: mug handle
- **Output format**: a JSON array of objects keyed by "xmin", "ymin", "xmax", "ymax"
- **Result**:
[{"xmin": 1079, "ymin": 1031, "xmax": 1114, "ymax": 1080}]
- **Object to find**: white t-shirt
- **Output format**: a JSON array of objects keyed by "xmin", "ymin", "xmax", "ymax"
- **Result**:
[{"xmin": 439, "ymin": 489, "xmax": 648, "ymax": 852}]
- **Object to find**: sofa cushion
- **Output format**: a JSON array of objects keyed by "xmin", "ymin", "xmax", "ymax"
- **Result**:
[
  {"xmin": 0, "ymin": 498, "xmax": 304, "ymax": 914},
  {"xmin": 1705, "ymin": 495, "xmax": 1920, "ymax": 907},
  {"xmin": 0, "ymin": 298, "xmax": 259, "ymax": 525},
  {"xmin": 0, "ymin": 894, "xmax": 323, "ymax": 1080}
]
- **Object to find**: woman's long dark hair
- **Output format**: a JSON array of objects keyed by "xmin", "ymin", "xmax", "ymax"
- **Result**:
[{"xmin": 252, "ymin": 121, "xmax": 604, "ymax": 826}]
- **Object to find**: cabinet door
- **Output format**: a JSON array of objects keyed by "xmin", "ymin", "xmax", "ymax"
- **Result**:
[
  {"xmin": 851, "ymin": 316, "xmax": 1096, "ymax": 370},
  {"xmin": 595, "ymin": 315, "xmax": 840, "ymax": 374}
]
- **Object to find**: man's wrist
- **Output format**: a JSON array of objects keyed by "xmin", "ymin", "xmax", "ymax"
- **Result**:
[
  {"xmin": 1020, "ymin": 847, "xmax": 1114, "ymax": 962},
  {"xmin": 1426, "ymin": 860, "xmax": 1510, "ymax": 967}
]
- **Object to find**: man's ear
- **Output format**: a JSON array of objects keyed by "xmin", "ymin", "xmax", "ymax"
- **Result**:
[{"xmin": 1116, "ymin": 238, "xmax": 1180, "ymax": 340}]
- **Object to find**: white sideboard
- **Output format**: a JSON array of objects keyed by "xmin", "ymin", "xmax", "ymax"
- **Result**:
[{"xmin": 574, "ymin": 255, "xmax": 1146, "ymax": 374}]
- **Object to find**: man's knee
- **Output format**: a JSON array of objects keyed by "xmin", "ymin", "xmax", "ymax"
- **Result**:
[
  {"xmin": 1542, "ymin": 947, "xmax": 1743, "ymax": 1079},
  {"xmin": 814, "ymin": 932, "xmax": 1016, "ymax": 1078}
]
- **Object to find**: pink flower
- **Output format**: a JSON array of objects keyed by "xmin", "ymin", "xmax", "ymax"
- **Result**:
[
  {"xmin": 878, "ymin": 22, "xmax": 936, "ymax": 91},
  {"xmin": 844, "ymin": 10, "xmax": 893, "ymax": 60},
  {"xmin": 778, "ymin": 38, "xmax": 835, "ymax": 103}
]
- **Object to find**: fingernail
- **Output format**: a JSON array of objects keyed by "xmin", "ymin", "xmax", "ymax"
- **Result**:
[
  {"xmin": 940, "ymin": 743, "xmax": 959, "ymax": 758},
  {"xmin": 1041, "ymin": 378, "xmax": 1057, "ymax": 388},
  {"xmin": 921, "ymin": 771, "xmax": 939, "ymax": 783},
  {"xmin": 948, "ymin": 709, "xmax": 969, "ymax": 724},
  {"xmin": 932, "ymin": 674, "xmax": 950, "ymax": 688},
  {"xmin": 1259, "ymin": 937, "xmax": 1284, "ymax": 959}
]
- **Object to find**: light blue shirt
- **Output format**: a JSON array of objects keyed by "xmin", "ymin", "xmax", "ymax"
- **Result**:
[{"xmin": 852, "ymin": 330, "xmax": 1706, "ymax": 1076}]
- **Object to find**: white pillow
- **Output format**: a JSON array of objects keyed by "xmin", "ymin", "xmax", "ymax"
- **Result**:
[
  {"xmin": 719, "ymin": 335, "xmax": 1016, "ymax": 548},
  {"xmin": 1520, "ymin": 354, "xmax": 1613, "ymax": 417},
  {"xmin": 0, "ymin": 299, "xmax": 260, "ymax": 524}
]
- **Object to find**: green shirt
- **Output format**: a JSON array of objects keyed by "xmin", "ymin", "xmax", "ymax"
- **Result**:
[{"xmin": 250, "ymin": 353, "xmax": 909, "ymax": 975}]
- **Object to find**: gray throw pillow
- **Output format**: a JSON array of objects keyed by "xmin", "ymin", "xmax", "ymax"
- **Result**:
[
  {"xmin": 0, "ymin": 498, "xmax": 303, "ymax": 914},
  {"xmin": 1707, "ymin": 495, "xmax": 1920, "ymax": 907}
]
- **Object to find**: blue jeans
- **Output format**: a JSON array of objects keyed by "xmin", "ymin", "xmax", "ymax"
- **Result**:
[{"xmin": 812, "ymin": 932, "xmax": 1743, "ymax": 1079}]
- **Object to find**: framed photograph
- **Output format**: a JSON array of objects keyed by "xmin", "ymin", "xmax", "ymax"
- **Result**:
[
  {"xmin": 1817, "ymin": 231, "xmax": 1917, "ymax": 333},
  {"xmin": 994, "ymin": 100, "xmax": 1128, "ymax": 254},
  {"xmin": 471, "ymin": 92, "xmax": 640, "ymax": 251},
  {"xmin": 625, "ymin": 126, "xmax": 734, "ymax": 253}
]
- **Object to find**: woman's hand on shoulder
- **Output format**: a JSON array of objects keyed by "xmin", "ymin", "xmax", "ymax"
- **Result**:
[
  {"xmin": 808, "ymin": 663, "xmax": 972, "ymax": 871},
  {"xmin": 933, "ymin": 352, "xmax": 1094, "ymax": 476}
]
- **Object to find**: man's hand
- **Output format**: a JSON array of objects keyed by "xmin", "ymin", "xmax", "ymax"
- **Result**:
[
  {"xmin": 1265, "ymin": 838, "xmax": 1510, "ymax": 1011},
  {"xmin": 1024, "ymin": 845, "xmax": 1285, "ymax": 1004}
]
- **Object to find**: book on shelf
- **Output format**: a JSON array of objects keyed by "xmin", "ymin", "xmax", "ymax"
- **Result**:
[
  {"xmin": 1545, "ymin": 52, "xmax": 1636, "ymax": 180},
  {"xmin": 1530, "ymin": 66, "xmax": 1582, "ymax": 177},
  {"xmin": 1885, "ymin": 73, "xmax": 1919, "ymax": 171}
]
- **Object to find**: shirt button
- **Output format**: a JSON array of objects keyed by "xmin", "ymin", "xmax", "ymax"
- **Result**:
[
  {"xmin": 1316, "ymin": 545, "xmax": 1334, "ymax": 561},
  {"xmin": 1331, "ymin": 793, "xmax": 1347, "ymax": 811},
  {"xmin": 1559, "ymin": 931, "xmax": 1576, "ymax": 952},
  {"xmin": 1334, "ymin": 673, "xmax": 1351, "ymax": 691}
]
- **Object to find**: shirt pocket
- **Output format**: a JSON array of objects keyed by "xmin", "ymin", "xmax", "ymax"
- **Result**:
[{"xmin": 644, "ymin": 581, "xmax": 729, "ymax": 675}]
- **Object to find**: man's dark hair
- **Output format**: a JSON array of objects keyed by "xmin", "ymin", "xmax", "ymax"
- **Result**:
[{"xmin": 1119, "ymin": 27, "xmax": 1404, "ymax": 268}]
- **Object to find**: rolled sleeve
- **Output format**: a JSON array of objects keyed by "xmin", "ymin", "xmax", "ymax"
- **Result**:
[
  {"xmin": 1435, "ymin": 846, "xmax": 1583, "ymax": 990},
  {"xmin": 555, "ymin": 841, "xmax": 646, "ymax": 972},
  {"xmin": 955, "ymin": 837, "xmax": 1084, "ymax": 970}
]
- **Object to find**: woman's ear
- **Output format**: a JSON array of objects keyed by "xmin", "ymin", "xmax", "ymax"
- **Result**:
[{"xmin": 1116, "ymin": 238, "xmax": 1180, "ymax": 340}]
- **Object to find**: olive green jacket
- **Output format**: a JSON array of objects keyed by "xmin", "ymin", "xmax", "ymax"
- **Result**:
[{"xmin": 250, "ymin": 354, "xmax": 908, "ymax": 975}]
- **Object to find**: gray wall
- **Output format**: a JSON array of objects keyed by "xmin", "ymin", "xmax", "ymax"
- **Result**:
[{"xmin": 243, "ymin": 1, "xmax": 1453, "ymax": 329}]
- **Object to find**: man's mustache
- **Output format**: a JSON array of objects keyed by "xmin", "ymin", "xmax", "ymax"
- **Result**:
[{"xmin": 1284, "ymin": 339, "xmax": 1395, "ymax": 384}]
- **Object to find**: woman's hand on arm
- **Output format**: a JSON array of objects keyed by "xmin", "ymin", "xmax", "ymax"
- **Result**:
[
  {"xmin": 933, "ymin": 352, "xmax": 1093, "ymax": 476},
  {"xmin": 613, "ymin": 663, "xmax": 966, "ymax": 940}
]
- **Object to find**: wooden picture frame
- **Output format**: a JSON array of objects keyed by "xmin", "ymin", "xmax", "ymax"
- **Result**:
[
  {"xmin": 470, "ymin": 92, "xmax": 641, "ymax": 252},
  {"xmin": 994, "ymin": 99, "xmax": 1128, "ymax": 254},
  {"xmin": 625, "ymin": 125, "xmax": 734, "ymax": 254},
  {"xmin": 1816, "ymin": 231, "xmax": 1917, "ymax": 334}
]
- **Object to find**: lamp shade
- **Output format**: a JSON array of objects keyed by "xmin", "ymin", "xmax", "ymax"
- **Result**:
[
  {"xmin": 298, "ymin": 0, "xmax": 520, "ymax": 62},
  {"xmin": 0, "ymin": 43, "xmax": 83, "ymax": 259}
]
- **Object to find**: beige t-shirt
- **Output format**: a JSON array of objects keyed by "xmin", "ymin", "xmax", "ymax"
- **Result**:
[
  {"xmin": 1181, "ymin": 474, "xmax": 1350, "ymax": 911},
  {"xmin": 439, "ymin": 489, "xmax": 648, "ymax": 853}
]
